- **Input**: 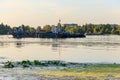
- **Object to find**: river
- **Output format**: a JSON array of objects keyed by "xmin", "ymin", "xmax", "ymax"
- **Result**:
[{"xmin": 0, "ymin": 35, "xmax": 120, "ymax": 63}]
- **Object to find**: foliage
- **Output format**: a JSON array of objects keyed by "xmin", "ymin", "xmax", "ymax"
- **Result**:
[
  {"xmin": 0, "ymin": 23, "xmax": 11, "ymax": 35},
  {"xmin": 46, "ymin": 61, "xmax": 67, "ymax": 66},
  {"xmin": 3, "ymin": 60, "xmax": 67, "ymax": 68},
  {"xmin": 3, "ymin": 61, "xmax": 14, "ymax": 68},
  {"xmin": 0, "ymin": 23, "xmax": 120, "ymax": 35},
  {"xmin": 36, "ymin": 26, "xmax": 42, "ymax": 32},
  {"xmin": 43, "ymin": 25, "xmax": 52, "ymax": 32},
  {"xmin": 34, "ymin": 60, "xmax": 41, "ymax": 65},
  {"xmin": 62, "ymin": 24, "xmax": 120, "ymax": 35}
]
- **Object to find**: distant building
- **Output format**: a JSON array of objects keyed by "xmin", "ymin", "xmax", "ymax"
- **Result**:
[
  {"xmin": 52, "ymin": 26, "xmax": 61, "ymax": 33},
  {"xmin": 52, "ymin": 20, "xmax": 62, "ymax": 33},
  {"xmin": 52, "ymin": 20, "xmax": 68, "ymax": 34},
  {"xmin": 63, "ymin": 24, "xmax": 78, "ymax": 27}
]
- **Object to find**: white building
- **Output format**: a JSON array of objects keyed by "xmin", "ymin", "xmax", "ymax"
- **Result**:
[
  {"xmin": 52, "ymin": 26, "xmax": 61, "ymax": 33},
  {"xmin": 52, "ymin": 20, "xmax": 67, "ymax": 34}
]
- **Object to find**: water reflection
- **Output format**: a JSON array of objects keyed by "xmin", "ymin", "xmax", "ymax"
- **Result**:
[
  {"xmin": 0, "ymin": 36, "xmax": 120, "ymax": 48},
  {"xmin": 0, "ymin": 35, "xmax": 120, "ymax": 63},
  {"xmin": 51, "ymin": 39, "xmax": 59, "ymax": 51},
  {"xmin": 0, "ymin": 42, "xmax": 5, "ymax": 47},
  {"xmin": 15, "ymin": 41, "xmax": 24, "ymax": 48},
  {"xmin": 0, "ymin": 42, "xmax": 9, "ymax": 48}
]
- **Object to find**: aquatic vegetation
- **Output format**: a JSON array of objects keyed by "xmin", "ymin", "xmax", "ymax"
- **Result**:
[
  {"xmin": 21, "ymin": 60, "xmax": 32, "ymax": 65},
  {"xmin": 46, "ymin": 61, "xmax": 67, "ymax": 66},
  {"xmin": 3, "ymin": 61, "xmax": 14, "ymax": 68},
  {"xmin": 3, "ymin": 61, "xmax": 120, "ymax": 79},
  {"xmin": 3, "ymin": 60, "xmax": 67, "ymax": 68},
  {"xmin": 22, "ymin": 64, "xmax": 29, "ymax": 68},
  {"xmin": 34, "ymin": 60, "xmax": 41, "ymax": 65}
]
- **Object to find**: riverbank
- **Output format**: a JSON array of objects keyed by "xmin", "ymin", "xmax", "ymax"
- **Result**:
[
  {"xmin": 39, "ymin": 63, "xmax": 120, "ymax": 80},
  {"xmin": 1, "ymin": 60, "xmax": 120, "ymax": 80}
]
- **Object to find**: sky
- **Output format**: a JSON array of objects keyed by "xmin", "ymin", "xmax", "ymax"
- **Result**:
[{"xmin": 0, "ymin": 0, "xmax": 120, "ymax": 27}]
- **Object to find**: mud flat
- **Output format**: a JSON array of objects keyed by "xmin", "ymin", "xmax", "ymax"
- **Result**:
[{"xmin": 1, "ymin": 60, "xmax": 120, "ymax": 80}]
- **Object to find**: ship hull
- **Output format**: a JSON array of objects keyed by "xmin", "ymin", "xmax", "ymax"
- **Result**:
[{"xmin": 12, "ymin": 32, "xmax": 86, "ymax": 38}]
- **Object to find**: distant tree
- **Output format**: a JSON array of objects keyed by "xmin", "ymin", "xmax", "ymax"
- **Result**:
[
  {"xmin": 0, "ymin": 22, "xmax": 119, "ymax": 35},
  {"xmin": 12, "ymin": 25, "xmax": 36, "ymax": 33},
  {"xmin": 20, "ymin": 25, "xmax": 30, "ymax": 32},
  {"xmin": 0, "ymin": 23, "xmax": 11, "ymax": 35},
  {"xmin": 30, "ymin": 27, "xmax": 36, "ymax": 33},
  {"xmin": 43, "ymin": 25, "xmax": 52, "ymax": 32},
  {"xmin": 117, "ymin": 26, "xmax": 120, "ymax": 34},
  {"xmin": 93, "ymin": 27, "xmax": 99, "ymax": 34},
  {"xmin": 111, "ymin": 28, "xmax": 116, "ymax": 34},
  {"xmin": 36, "ymin": 26, "xmax": 42, "ymax": 32}
]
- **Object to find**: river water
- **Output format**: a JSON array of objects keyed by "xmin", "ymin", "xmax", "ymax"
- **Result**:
[{"xmin": 0, "ymin": 35, "xmax": 120, "ymax": 63}]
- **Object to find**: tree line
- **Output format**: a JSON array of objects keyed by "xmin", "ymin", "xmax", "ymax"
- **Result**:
[{"xmin": 0, "ymin": 23, "xmax": 120, "ymax": 35}]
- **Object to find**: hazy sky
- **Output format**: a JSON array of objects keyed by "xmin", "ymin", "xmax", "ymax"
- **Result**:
[{"xmin": 0, "ymin": 0, "xmax": 120, "ymax": 27}]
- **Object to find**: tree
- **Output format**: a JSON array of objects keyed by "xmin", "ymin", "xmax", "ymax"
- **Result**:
[
  {"xmin": 117, "ymin": 26, "xmax": 120, "ymax": 34},
  {"xmin": 43, "ymin": 25, "xmax": 52, "ymax": 32},
  {"xmin": 0, "ymin": 23, "xmax": 11, "ymax": 34},
  {"xmin": 36, "ymin": 26, "xmax": 42, "ymax": 32},
  {"xmin": 93, "ymin": 27, "xmax": 99, "ymax": 34},
  {"xmin": 30, "ymin": 27, "xmax": 36, "ymax": 33},
  {"xmin": 111, "ymin": 28, "xmax": 116, "ymax": 34}
]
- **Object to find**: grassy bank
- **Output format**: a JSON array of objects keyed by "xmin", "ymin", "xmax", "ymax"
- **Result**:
[
  {"xmin": 3, "ymin": 60, "xmax": 120, "ymax": 79},
  {"xmin": 39, "ymin": 64, "xmax": 120, "ymax": 79}
]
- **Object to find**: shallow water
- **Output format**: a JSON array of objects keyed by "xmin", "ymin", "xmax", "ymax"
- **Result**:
[{"xmin": 0, "ymin": 35, "xmax": 120, "ymax": 63}]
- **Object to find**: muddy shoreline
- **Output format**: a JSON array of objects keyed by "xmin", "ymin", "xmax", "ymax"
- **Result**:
[{"xmin": 0, "ymin": 61, "xmax": 120, "ymax": 80}]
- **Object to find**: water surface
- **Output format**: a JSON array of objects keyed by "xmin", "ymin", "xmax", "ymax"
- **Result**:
[{"xmin": 0, "ymin": 35, "xmax": 120, "ymax": 63}]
